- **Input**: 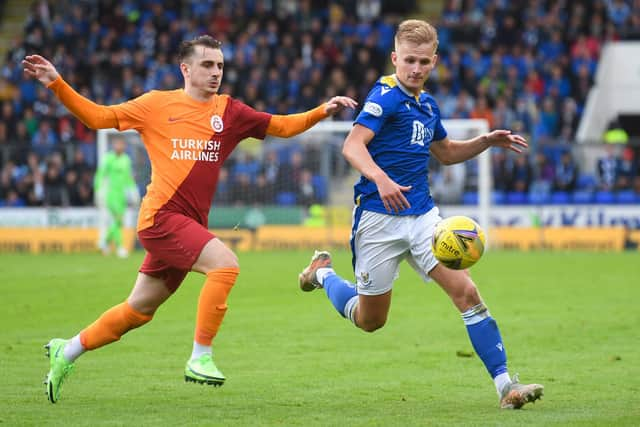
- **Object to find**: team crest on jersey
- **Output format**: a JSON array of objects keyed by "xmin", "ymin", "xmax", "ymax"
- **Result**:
[{"xmin": 210, "ymin": 115, "xmax": 224, "ymax": 132}]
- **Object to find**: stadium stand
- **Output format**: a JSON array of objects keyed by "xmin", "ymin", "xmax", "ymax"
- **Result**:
[{"xmin": 1, "ymin": 0, "xmax": 639, "ymax": 207}]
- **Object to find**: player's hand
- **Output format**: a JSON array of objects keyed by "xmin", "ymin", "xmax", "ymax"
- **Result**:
[
  {"xmin": 485, "ymin": 129, "xmax": 528, "ymax": 153},
  {"xmin": 22, "ymin": 55, "xmax": 60, "ymax": 86},
  {"xmin": 375, "ymin": 175, "xmax": 412, "ymax": 214},
  {"xmin": 324, "ymin": 96, "xmax": 358, "ymax": 116}
]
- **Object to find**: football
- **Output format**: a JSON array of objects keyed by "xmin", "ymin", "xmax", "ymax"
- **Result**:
[{"xmin": 432, "ymin": 216, "xmax": 486, "ymax": 270}]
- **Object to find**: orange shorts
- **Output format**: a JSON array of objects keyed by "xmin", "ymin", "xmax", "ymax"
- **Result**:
[{"xmin": 138, "ymin": 211, "xmax": 215, "ymax": 293}]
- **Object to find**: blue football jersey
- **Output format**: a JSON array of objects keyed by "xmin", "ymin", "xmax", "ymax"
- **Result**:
[{"xmin": 353, "ymin": 74, "xmax": 447, "ymax": 215}]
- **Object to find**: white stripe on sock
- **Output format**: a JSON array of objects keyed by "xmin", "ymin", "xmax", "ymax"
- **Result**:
[
  {"xmin": 461, "ymin": 303, "xmax": 491, "ymax": 325},
  {"xmin": 344, "ymin": 296, "xmax": 359, "ymax": 325},
  {"xmin": 316, "ymin": 267, "xmax": 335, "ymax": 285}
]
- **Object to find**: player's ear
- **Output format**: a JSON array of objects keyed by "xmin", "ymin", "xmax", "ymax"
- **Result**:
[
  {"xmin": 180, "ymin": 62, "xmax": 189, "ymax": 77},
  {"xmin": 391, "ymin": 51, "xmax": 397, "ymax": 66}
]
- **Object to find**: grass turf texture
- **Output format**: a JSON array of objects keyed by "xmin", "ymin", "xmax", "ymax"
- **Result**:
[{"xmin": 1, "ymin": 250, "xmax": 639, "ymax": 426}]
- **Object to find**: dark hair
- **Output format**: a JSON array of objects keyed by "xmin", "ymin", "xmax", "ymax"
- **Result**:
[{"xmin": 178, "ymin": 35, "xmax": 222, "ymax": 62}]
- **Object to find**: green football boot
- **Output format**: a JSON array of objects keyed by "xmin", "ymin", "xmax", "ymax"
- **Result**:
[
  {"xmin": 184, "ymin": 354, "xmax": 226, "ymax": 386},
  {"xmin": 500, "ymin": 374, "xmax": 544, "ymax": 409},
  {"xmin": 44, "ymin": 339, "xmax": 75, "ymax": 403}
]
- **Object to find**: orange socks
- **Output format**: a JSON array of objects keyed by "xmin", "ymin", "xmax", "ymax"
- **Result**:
[
  {"xmin": 79, "ymin": 301, "xmax": 152, "ymax": 350},
  {"xmin": 194, "ymin": 267, "xmax": 240, "ymax": 346},
  {"xmin": 77, "ymin": 268, "xmax": 239, "ymax": 352}
]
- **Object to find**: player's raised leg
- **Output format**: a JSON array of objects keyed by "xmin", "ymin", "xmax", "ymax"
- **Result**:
[
  {"xmin": 43, "ymin": 273, "xmax": 168, "ymax": 403},
  {"xmin": 429, "ymin": 264, "xmax": 543, "ymax": 409},
  {"xmin": 185, "ymin": 238, "xmax": 240, "ymax": 386},
  {"xmin": 298, "ymin": 251, "xmax": 360, "ymax": 322}
]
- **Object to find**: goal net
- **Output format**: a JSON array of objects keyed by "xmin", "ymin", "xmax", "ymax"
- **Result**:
[{"xmin": 97, "ymin": 118, "xmax": 490, "ymax": 244}]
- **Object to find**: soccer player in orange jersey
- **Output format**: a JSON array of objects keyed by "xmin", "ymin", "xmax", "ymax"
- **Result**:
[{"xmin": 23, "ymin": 35, "xmax": 357, "ymax": 403}]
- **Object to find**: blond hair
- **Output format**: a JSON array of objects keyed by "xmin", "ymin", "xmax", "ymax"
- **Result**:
[{"xmin": 394, "ymin": 19, "xmax": 438, "ymax": 51}]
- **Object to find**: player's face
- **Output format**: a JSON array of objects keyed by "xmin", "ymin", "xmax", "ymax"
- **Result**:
[
  {"xmin": 182, "ymin": 47, "xmax": 224, "ymax": 97},
  {"xmin": 113, "ymin": 139, "xmax": 125, "ymax": 155},
  {"xmin": 391, "ymin": 40, "xmax": 437, "ymax": 96}
]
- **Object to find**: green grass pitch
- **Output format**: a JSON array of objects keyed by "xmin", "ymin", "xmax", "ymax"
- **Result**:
[{"xmin": 1, "ymin": 250, "xmax": 639, "ymax": 426}]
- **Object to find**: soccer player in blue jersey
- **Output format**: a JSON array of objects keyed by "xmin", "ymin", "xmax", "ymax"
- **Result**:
[{"xmin": 298, "ymin": 19, "xmax": 543, "ymax": 409}]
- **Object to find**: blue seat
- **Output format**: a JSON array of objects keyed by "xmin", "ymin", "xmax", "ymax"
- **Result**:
[
  {"xmin": 550, "ymin": 191, "xmax": 570, "ymax": 204},
  {"xmin": 528, "ymin": 190, "xmax": 549, "ymax": 204},
  {"xmin": 462, "ymin": 191, "xmax": 478, "ymax": 205},
  {"xmin": 492, "ymin": 190, "xmax": 506, "ymax": 205},
  {"xmin": 577, "ymin": 174, "xmax": 597, "ymax": 190},
  {"xmin": 571, "ymin": 190, "xmax": 593, "ymax": 204},
  {"xmin": 506, "ymin": 191, "xmax": 527, "ymax": 205},
  {"xmin": 276, "ymin": 191, "xmax": 297, "ymax": 205},
  {"xmin": 615, "ymin": 190, "xmax": 637, "ymax": 204},
  {"xmin": 594, "ymin": 191, "xmax": 615, "ymax": 204}
]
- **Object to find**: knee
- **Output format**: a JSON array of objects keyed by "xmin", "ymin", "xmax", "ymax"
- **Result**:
[
  {"xmin": 211, "ymin": 249, "xmax": 239, "ymax": 271},
  {"xmin": 358, "ymin": 317, "xmax": 387, "ymax": 333},
  {"xmin": 226, "ymin": 252, "xmax": 239, "ymax": 270},
  {"xmin": 128, "ymin": 297, "xmax": 160, "ymax": 316}
]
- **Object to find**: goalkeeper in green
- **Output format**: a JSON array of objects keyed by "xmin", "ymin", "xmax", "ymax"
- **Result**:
[{"xmin": 94, "ymin": 137, "xmax": 139, "ymax": 257}]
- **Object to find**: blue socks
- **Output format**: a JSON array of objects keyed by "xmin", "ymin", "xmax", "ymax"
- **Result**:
[
  {"xmin": 462, "ymin": 303, "xmax": 508, "ymax": 378},
  {"xmin": 322, "ymin": 273, "xmax": 358, "ymax": 318}
]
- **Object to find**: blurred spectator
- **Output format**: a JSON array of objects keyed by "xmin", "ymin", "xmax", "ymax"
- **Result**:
[
  {"xmin": 2, "ymin": 0, "xmax": 639, "ymax": 207},
  {"xmin": 554, "ymin": 151, "xmax": 579, "ymax": 192},
  {"xmin": 492, "ymin": 150, "xmax": 510, "ymax": 192},
  {"xmin": 30, "ymin": 119, "xmax": 58, "ymax": 158},
  {"xmin": 43, "ymin": 153, "xmax": 67, "ymax": 206},
  {"xmin": 296, "ymin": 168, "xmax": 317, "ymax": 207},
  {"xmin": 470, "ymin": 96, "xmax": 495, "ymax": 129},
  {"xmin": 277, "ymin": 151, "xmax": 304, "ymax": 193},
  {"xmin": 616, "ymin": 147, "xmax": 636, "ymax": 190},
  {"xmin": 509, "ymin": 155, "xmax": 533, "ymax": 193},
  {"xmin": 597, "ymin": 146, "xmax": 619, "ymax": 190}
]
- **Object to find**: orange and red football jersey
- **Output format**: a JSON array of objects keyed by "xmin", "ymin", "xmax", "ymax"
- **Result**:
[{"xmin": 108, "ymin": 90, "xmax": 271, "ymax": 231}]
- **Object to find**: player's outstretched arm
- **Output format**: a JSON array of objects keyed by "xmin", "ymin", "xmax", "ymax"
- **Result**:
[
  {"xmin": 22, "ymin": 55, "xmax": 118, "ymax": 129},
  {"xmin": 266, "ymin": 96, "xmax": 357, "ymax": 138},
  {"xmin": 430, "ymin": 130, "xmax": 528, "ymax": 165}
]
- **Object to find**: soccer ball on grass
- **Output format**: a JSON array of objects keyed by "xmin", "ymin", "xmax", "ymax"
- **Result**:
[{"xmin": 432, "ymin": 216, "xmax": 486, "ymax": 270}]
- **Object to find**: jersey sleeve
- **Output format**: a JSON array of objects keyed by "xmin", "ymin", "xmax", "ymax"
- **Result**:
[
  {"xmin": 354, "ymin": 85, "xmax": 393, "ymax": 134},
  {"xmin": 430, "ymin": 99, "xmax": 448, "ymax": 141},
  {"xmin": 227, "ymin": 98, "xmax": 272, "ymax": 140},
  {"xmin": 108, "ymin": 91, "xmax": 158, "ymax": 132}
]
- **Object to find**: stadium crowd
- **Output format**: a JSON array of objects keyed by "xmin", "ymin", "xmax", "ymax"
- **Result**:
[{"xmin": 1, "ymin": 0, "xmax": 639, "ymax": 207}]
